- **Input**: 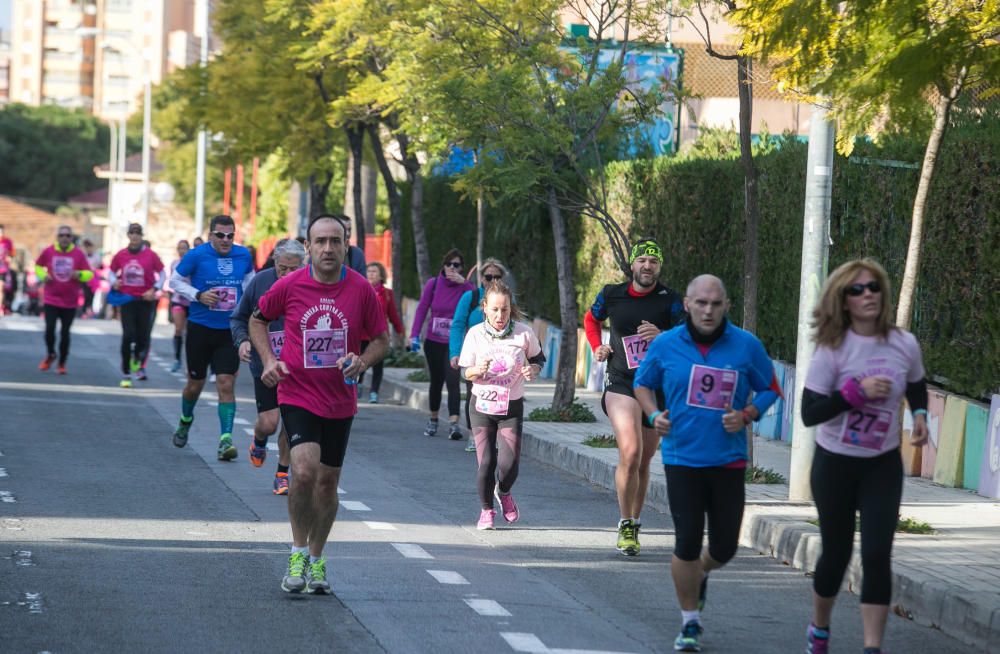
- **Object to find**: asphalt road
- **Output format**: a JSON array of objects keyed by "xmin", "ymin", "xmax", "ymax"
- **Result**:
[{"xmin": 0, "ymin": 316, "xmax": 965, "ymax": 653}]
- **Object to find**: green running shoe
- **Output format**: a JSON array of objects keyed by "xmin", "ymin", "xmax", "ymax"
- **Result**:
[
  {"xmin": 217, "ymin": 434, "xmax": 237, "ymax": 461},
  {"xmin": 307, "ymin": 557, "xmax": 330, "ymax": 594},
  {"xmin": 616, "ymin": 519, "xmax": 638, "ymax": 556},
  {"xmin": 282, "ymin": 551, "xmax": 308, "ymax": 593},
  {"xmin": 674, "ymin": 620, "xmax": 703, "ymax": 652},
  {"xmin": 172, "ymin": 417, "xmax": 193, "ymax": 448},
  {"xmin": 129, "ymin": 358, "xmax": 141, "ymax": 374}
]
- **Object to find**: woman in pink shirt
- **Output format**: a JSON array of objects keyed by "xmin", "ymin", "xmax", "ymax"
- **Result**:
[
  {"xmin": 35, "ymin": 226, "xmax": 94, "ymax": 373},
  {"xmin": 458, "ymin": 281, "xmax": 543, "ymax": 531},
  {"xmin": 800, "ymin": 259, "xmax": 929, "ymax": 654}
]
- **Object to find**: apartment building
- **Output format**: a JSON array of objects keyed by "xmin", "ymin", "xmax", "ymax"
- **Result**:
[{"xmin": 8, "ymin": 0, "xmax": 212, "ymax": 120}]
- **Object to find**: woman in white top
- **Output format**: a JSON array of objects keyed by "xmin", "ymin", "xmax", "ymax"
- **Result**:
[
  {"xmin": 800, "ymin": 258, "xmax": 929, "ymax": 654},
  {"xmin": 458, "ymin": 281, "xmax": 543, "ymax": 531}
]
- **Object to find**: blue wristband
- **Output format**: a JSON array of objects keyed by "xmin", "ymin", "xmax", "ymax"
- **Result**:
[
  {"xmin": 647, "ymin": 410, "xmax": 662, "ymax": 427},
  {"xmin": 912, "ymin": 409, "xmax": 928, "ymax": 417}
]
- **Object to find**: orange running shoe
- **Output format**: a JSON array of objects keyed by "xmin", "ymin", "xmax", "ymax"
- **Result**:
[
  {"xmin": 39, "ymin": 354, "xmax": 56, "ymax": 371},
  {"xmin": 57, "ymin": 365, "xmax": 67, "ymax": 375}
]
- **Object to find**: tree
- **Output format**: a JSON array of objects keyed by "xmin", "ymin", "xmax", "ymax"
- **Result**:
[
  {"xmin": 410, "ymin": 0, "xmax": 671, "ymax": 410},
  {"xmin": 667, "ymin": 0, "xmax": 763, "ymax": 333},
  {"xmin": 0, "ymin": 104, "xmax": 123, "ymax": 203},
  {"xmin": 734, "ymin": 0, "xmax": 1000, "ymax": 328}
]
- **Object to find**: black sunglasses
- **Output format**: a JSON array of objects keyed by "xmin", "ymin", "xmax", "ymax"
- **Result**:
[
  {"xmin": 58, "ymin": 233, "xmax": 73, "ymax": 238},
  {"xmin": 845, "ymin": 281, "xmax": 881, "ymax": 296},
  {"xmin": 482, "ymin": 274, "xmax": 503, "ymax": 282},
  {"xmin": 444, "ymin": 261, "xmax": 462, "ymax": 269},
  {"xmin": 212, "ymin": 231, "xmax": 235, "ymax": 240}
]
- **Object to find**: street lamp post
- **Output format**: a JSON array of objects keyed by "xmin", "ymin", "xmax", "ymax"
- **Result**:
[{"xmin": 78, "ymin": 27, "xmax": 152, "ymax": 229}]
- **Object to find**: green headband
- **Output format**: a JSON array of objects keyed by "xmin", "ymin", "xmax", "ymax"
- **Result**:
[{"xmin": 629, "ymin": 240, "xmax": 663, "ymax": 264}]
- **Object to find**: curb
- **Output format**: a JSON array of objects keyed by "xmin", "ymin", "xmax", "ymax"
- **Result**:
[{"xmin": 378, "ymin": 375, "xmax": 999, "ymax": 652}]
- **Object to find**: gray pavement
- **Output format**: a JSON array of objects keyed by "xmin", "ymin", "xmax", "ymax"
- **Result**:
[{"xmin": 0, "ymin": 315, "xmax": 978, "ymax": 653}]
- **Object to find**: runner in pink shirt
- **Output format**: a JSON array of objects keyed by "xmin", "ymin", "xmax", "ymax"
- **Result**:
[
  {"xmin": 34, "ymin": 226, "xmax": 94, "ymax": 373},
  {"xmin": 458, "ymin": 280, "xmax": 543, "ymax": 530},
  {"xmin": 109, "ymin": 223, "xmax": 165, "ymax": 386},
  {"xmin": 250, "ymin": 215, "xmax": 388, "ymax": 595},
  {"xmin": 0, "ymin": 224, "xmax": 15, "ymax": 316},
  {"xmin": 800, "ymin": 258, "xmax": 929, "ymax": 654}
]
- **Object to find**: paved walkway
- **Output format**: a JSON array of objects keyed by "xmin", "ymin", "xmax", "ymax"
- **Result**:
[{"xmin": 379, "ymin": 367, "xmax": 1000, "ymax": 652}]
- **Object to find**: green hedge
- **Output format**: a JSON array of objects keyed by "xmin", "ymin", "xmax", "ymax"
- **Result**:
[{"xmin": 401, "ymin": 123, "xmax": 1000, "ymax": 399}]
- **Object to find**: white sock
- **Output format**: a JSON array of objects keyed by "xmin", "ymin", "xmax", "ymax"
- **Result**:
[
  {"xmin": 309, "ymin": 554, "xmax": 323, "ymax": 563},
  {"xmin": 291, "ymin": 545, "xmax": 308, "ymax": 556},
  {"xmin": 681, "ymin": 610, "xmax": 700, "ymax": 626},
  {"xmin": 618, "ymin": 518, "xmax": 630, "ymax": 527}
]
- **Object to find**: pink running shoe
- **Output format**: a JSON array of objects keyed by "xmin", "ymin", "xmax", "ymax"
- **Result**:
[
  {"xmin": 477, "ymin": 509, "xmax": 496, "ymax": 530},
  {"xmin": 496, "ymin": 491, "xmax": 519, "ymax": 523},
  {"xmin": 806, "ymin": 623, "xmax": 830, "ymax": 654}
]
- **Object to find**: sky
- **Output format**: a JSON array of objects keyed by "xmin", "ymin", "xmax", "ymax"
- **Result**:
[{"xmin": 0, "ymin": 1, "xmax": 10, "ymax": 36}]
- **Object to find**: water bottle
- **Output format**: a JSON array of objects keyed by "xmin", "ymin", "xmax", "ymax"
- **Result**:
[{"xmin": 342, "ymin": 357, "xmax": 357, "ymax": 385}]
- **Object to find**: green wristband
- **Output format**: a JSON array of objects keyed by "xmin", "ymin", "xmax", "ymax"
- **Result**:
[{"xmin": 647, "ymin": 410, "xmax": 662, "ymax": 427}]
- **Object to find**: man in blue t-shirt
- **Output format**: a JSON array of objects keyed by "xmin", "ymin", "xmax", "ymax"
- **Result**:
[
  {"xmin": 633, "ymin": 274, "xmax": 780, "ymax": 653},
  {"xmin": 167, "ymin": 215, "xmax": 256, "ymax": 460}
]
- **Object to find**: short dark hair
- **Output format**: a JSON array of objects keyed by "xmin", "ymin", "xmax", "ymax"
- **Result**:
[
  {"xmin": 307, "ymin": 213, "xmax": 349, "ymax": 240},
  {"xmin": 441, "ymin": 248, "xmax": 464, "ymax": 269},
  {"xmin": 209, "ymin": 214, "xmax": 235, "ymax": 232}
]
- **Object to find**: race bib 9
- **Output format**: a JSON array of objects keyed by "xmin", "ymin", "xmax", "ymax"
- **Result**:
[
  {"xmin": 686, "ymin": 364, "xmax": 738, "ymax": 410},
  {"xmin": 840, "ymin": 407, "xmax": 893, "ymax": 450},
  {"xmin": 210, "ymin": 286, "xmax": 237, "ymax": 312},
  {"xmin": 475, "ymin": 384, "xmax": 510, "ymax": 416},
  {"xmin": 303, "ymin": 328, "xmax": 347, "ymax": 369},
  {"xmin": 622, "ymin": 334, "xmax": 649, "ymax": 369}
]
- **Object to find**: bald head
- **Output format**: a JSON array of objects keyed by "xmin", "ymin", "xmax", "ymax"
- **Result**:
[
  {"xmin": 686, "ymin": 274, "xmax": 727, "ymax": 299},
  {"xmin": 684, "ymin": 274, "xmax": 730, "ymax": 335}
]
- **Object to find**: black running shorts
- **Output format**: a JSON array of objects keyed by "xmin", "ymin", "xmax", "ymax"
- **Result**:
[
  {"xmin": 279, "ymin": 404, "xmax": 353, "ymax": 468},
  {"xmin": 185, "ymin": 321, "xmax": 240, "ymax": 379},
  {"xmin": 253, "ymin": 376, "xmax": 279, "ymax": 413}
]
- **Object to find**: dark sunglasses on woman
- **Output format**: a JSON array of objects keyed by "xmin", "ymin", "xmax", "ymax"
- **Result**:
[{"xmin": 844, "ymin": 281, "xmax": 880, "ymax": 296}]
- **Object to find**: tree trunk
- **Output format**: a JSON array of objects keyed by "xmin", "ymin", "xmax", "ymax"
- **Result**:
[
  {"xmin": 367, "ymin": 124, "xmax": 403, "ymax": 315},
  {"xmin": 476, "ymin": 191, "xmax": 486, "ymax": 285},
  {"xmin": 737, "ymin": 54, "xmax": 760, "ymax": 335},
  {"xmin": 896, "ymin": 69, "xmax": 966, "ymax": 330},
  {"xmin": 410, "ymin": 163, "xmax": 432, "ymax": 285},
  {"xmin": 307, "ymin": 173, "xmax": 331, "ymax": 219},
  {"xmin": 361, "ymin": 162, "xmax": 377, "ymax": 235},
  {"xmin": 344, "ymin": 123, "xmax": 366, "ymax": 245},
  {"xmin": 547, "ymin": 187, "xmax": 579, "ymax": 411}
]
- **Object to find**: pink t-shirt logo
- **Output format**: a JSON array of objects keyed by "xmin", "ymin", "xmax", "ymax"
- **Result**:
[
  {"xmin": 52, "ymin": 256, "xmax": 74, "ymax": 282},
  {"xmin": 123, "ymin": 261, "xmax": 145, "ymax": 286}
]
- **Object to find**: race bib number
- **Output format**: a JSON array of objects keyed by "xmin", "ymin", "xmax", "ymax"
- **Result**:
[
  {"xmin": 303, "ymin": 328, "xmax": 347, "ymax": 369},
  {"xmin": 52, "ymin": 256, "xmax": 74, "ymax": 282},
  {"xmin": 431, "ymin": 316, "xmax": 452, "ymax": 339},
  {"xmin": 686, "ymin": 364, "xmax": 738, "ymax": 410},
  {"xmin": 123, "ymin": 261, "xmax": 144, "ymax": 286},
  {"xmin": 209, "ymin": 286, "xmax": 237, "ymax": 312},
  {"xmin": 622, "ymin": 334, "xmax": 649, "ymax": 369},
  {"xmin": 475, "ymin": 384, "xmax": 510, "ymax": 416},
  {"xmin": 841, "ymin": 407, "xmax": 893, "ymax": 450},
  {"xmin": 269, "ymin": 330, "xmax": 285, "ymax": 357}
]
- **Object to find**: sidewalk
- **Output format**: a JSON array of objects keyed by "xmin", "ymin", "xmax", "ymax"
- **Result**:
[{"xmin": 378, "ymin": 367, "xmax": 1000, "ymax": 653}]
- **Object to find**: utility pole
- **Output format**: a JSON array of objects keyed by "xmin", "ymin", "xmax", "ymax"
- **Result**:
[
  {"xmin": 788, "ymin": 105, "xmax": 835, "ymax": 501},
  {"xmin": 194, "ymin": 0, "xmax": 211, "ymax": 237}
]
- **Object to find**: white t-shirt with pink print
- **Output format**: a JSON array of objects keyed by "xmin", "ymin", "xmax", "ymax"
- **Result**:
[
  {"xmin": 459, "ymin": 321, "xmax": 542, "ymax": 411},
  {"xmin": 804, "ymin": 328, "xmax": 925, "ymax": 458}
]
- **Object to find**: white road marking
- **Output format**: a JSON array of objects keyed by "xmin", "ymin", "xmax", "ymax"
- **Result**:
[
  {"xmin": 243, "ymin": 428, "xmax": 255, "ymax": 436},
  {"xmin": 266, "ymin": 443, "xmax": 279, "ymax": 452},
  {"xmin": 391, "ymin": 543, "xmax": 433, "ymax": 560},
  {"xmin": 0, "ymin": 491, "xmax": 16, "ymax": 503},
  {"xmin": 465, "ymin": 598, "xmax": 511, "ymax": 617},
  {"xmin": 338, "ymin": 487, "xmax": 345, "ymax": 495},
  {"xmin": 501, "ymin": 632, "xmax": 639, "ymax": 654},
  {"xmin": 362, "ymin": 521, "xmax": 396, "ymax": 531},
  {"xmin": 341, "ymin": 501, "xmax": 371, "ymax": 511},
  {"xmin": 234, "ymin": 417, "xmax": 251, "ymax": 425},
  {"xmin": 426, "ymin": 570, "xmax": 469, "ymax": 585},
  {"xmin": 0, "ymin": 468, "xmax": 7, "ymax": 478}
]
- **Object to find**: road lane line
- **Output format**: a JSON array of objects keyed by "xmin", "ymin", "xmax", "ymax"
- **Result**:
[
  {"xmin": 464, "ymin": 598, "xmax": 511, "ymax": 617},
  {"xmin": 391, "ymin": 543, "xmax": 433, "ymax": 559},
  {"xmin": 341, "ymin": 501, "xmax": 371, "ymax": 511},
  {"xmin": 362, "ymin": 521, "xmax": 396, "ymax": 530},
  {"xmin": 426, "ymin": 570, "xmax": 469, "ymax": 585}
]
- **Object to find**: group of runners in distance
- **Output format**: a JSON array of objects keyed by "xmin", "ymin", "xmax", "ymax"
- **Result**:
[{"xmin": 26, "ymin": 212, "xmax": 926, "ymax": 654}]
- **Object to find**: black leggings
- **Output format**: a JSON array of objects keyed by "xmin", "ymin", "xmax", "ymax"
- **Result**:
[
  {"xmin": 120, "ymin": 299, "xmax": 153, "ymax": 374},
  {"xmin": 43, "ymin": 305, "xmax": 76, "ymax": 365},
  {"xmin": 665, "ymin": 465, "xmax": 745, "ymax": 564},
  {"xmin": 471, "ymin": 398, "xmax": 524, "ymax": 510},
  {"xmin": 424, "ymin": 339, "xmax": 460, "ymax": 416},
  {"xmin": 811, "ymin": 445, "xmax": 902, "ymax": 605}
]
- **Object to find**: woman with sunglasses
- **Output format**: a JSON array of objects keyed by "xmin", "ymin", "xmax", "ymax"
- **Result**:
[
  {"xmin": 801, "ymin": 258, "xmax": 929, "ymax": 654},
  {"xmin": 448, "ymin": 258, "xmax": 515, "ymax": 451},
  {"xmin": 410, "ymin": 249, "xmax": 474, "ymax": 438}
]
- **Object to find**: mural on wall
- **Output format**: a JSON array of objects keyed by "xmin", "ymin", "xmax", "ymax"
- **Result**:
[
  {"xmin": 921, "ymin": 389, "xmax": 947, "ymax": 479},
  {"xmin": 933, "ymin": 396, "xmax": 968, "ymax": 488},
  {"xmin": 978, "ymin": 395, "xmax": 1000, "ymax": 499},
  {"xmin": 963, "ymin": 402, "xmax": 989, "ymax": 491}
]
